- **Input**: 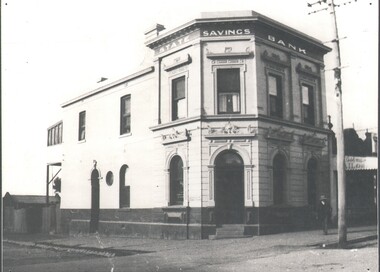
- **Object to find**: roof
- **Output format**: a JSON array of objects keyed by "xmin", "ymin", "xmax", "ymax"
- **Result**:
[
  {"xmin": 3, "ymin": 193, "xmax": 60, "ymax": 205},
  {"xmin": 61, "ymin": 66, "xmax": 154, "ymax": 108}
]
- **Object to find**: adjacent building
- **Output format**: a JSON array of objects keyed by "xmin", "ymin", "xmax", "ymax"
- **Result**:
[{"xmin": 47, "ymin": 11, "xmax": 333, "ymax": 239}]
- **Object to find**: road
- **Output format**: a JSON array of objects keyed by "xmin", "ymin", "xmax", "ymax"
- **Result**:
[{"xmin": 3, "ymin": 226, "xmax": 378, "ymax": 272}]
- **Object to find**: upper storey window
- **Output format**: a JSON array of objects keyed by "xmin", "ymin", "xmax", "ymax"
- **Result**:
[
  {"xmin": 302, "ymin": 84, "xmax": 315, "ymax": 125},
  {"xmin": 120, "ymin": 95, "xmax": 131, "ymax": 135},
  {"xmin": 48, "ymin": 122, "xmax": 63, "ymax": 146},
  {"xmin": 268, "ymin": 74, "xmax": 283, "ymax": 118},
  {"xmin": 78, "ymin": 111, "xmax": 86, "ymax": 141},
  {"xmin": 217, "ymin": 68, "xmax": 241, "ymax": 114},
  {"xmin": 172, "ymin": 76, "xmax": 186, "ymax": 121}
]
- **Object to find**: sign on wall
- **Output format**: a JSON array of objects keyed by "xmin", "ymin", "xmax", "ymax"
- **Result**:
[{"xmin": 345, "ymin": 156, "xmax": 378, "ymax": 171}]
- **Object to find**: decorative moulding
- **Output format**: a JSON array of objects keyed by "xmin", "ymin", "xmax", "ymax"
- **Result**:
[
  {"xmin": 205, "ymin": 121, "xmax": 257, "ymax": 139},
  {"xmin": 266, "ymin": 126, "xmax": 294, "ymax": 142},
  {"xmin": 206, "ymin": 47, "xmax": 253, "ymax": 59},
  {"xmin": 296, "ymin": 63, "xmax": 320, "ymax": 77},
  {"xmin": 161, "ymin": 128, "xmax": 190, "ymax": 145},
  {"xmin": 300, "ymin": 132, "xmax": 326, "ymax": 148},
  {"xmin": 261, "ymin": 50, "xmax": 290, "ymax": 67},
  {"xmin": 163, "ymin": 54, "xmax": 192, "ymax": 71}
]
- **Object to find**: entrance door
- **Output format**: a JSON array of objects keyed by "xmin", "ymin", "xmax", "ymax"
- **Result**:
[
  {"xmin": 90, "ymin": 169, "xmax": 100, "ymax": 233},
  {"xmin": 215, "ymin": 151, "xmax": 244, "ymax": 225},
  {"xmin": 307, "ymin": 158, "xmax": 318, "ymax": 207}
]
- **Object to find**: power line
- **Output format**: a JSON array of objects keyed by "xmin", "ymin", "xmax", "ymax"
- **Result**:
[{"xmin": 307, "ymin": 0, "xmax": 373, "ymax": 14}]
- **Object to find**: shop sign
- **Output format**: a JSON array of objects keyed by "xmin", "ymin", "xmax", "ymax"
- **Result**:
[{"xmin": 345, "ymin": 156, "xmax": 378, "ymax": 170}]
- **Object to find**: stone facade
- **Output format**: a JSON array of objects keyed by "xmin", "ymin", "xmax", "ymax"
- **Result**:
[{"xmin": 50, "ymin": 11, "xmax": 332, "ymax": 239}]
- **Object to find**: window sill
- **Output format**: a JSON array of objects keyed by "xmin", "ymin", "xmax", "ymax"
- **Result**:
[
  {"xmin": 162, "ymin": 205, "xmax": 188, "ymax": 210},
  {"xmin": 78, "ymin": 139, "xmax": 86, "ymax": 144},
  {"xmin": 119, "ymin": 132, "xmax": 132, "ymax": 139}
]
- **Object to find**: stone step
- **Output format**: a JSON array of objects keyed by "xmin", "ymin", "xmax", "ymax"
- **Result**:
[{"xmin": 210, "ymin": 224, "xmax": 252, "ymax": 239}]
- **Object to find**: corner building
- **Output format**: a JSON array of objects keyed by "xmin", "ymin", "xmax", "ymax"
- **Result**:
[{"xmin": 56, "ymin": 11, "xmax": 332, "ymax": 239}]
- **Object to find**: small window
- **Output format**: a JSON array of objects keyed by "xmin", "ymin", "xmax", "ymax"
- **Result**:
[
  {"xmin": 172, "ymin": 76, "xmax": 186, "ymax": 121},
  {"xmin": 106, "ymin": 171, "xmax": 114, "ymax": 186},
  {"xmin": 268, "ymin": 74, "xmax": 283, "ymax": 118},
  {"xmin": 302, "ymin": 84, "xmax": 315, "ymax": 125},
  {"xmin": 120, "ymin": 95, "xmax": 131, "ymax": 135},
  {"xmin": 217, "ymin": 68, "xmax": 240, "ymax": 114},
  {"xmin": 48, "ymin": 122, "xmax": 63, "ymax": 146},
  {"xmin": 78, "ymin": 111, "xmax": 86, "ymax": 141}
]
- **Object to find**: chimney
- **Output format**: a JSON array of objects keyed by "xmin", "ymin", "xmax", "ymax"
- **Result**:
[{"xmin": 144, "ymin": 24, "xmax": 165, "ymax": 42}]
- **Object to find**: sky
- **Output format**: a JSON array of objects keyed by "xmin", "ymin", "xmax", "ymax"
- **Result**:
[{"xmin": 2, "ymin": 0, "xmax": 378, "ymax": 196}]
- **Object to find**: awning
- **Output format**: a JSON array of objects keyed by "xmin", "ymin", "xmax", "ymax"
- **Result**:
[{"xmin": 345, "ymin": 156, "xmax": 378, "ymax": 171}]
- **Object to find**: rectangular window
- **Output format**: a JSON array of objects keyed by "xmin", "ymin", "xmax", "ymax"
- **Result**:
[
  {"xmin": 120, "ymin": 95, "xmax": 131, "ymax": 135},
  {"xmin": 268, "ymin": 74, "xmax": 283, "ymax": 118},
  {"xmin": 47, "ymin": 122, "xmax": 63, "ymax": 146},
  {"xmin": 302, "ymin": 84, "xmax": 315, "ymax": 125},
  {"xmin": 172, "ymin": 76, "xmax": 186, "ymax": 121},
  {"xmin": 217, "ymin": 68, "xmax": 240, "ymax": 114},
  {"xmin": 78, "ymin": 111, "xmax": 86, "ymax": 141}
]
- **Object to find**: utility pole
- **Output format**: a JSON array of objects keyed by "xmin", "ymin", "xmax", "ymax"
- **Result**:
[
  {"xmin": 328, "ymin": 0, "xmax": 347, "ymax": 248},
  {"xmin": 308, "ymin": 0, "xmax": 347, "ymax": 247}
]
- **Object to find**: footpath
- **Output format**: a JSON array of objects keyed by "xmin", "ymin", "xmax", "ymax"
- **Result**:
[{"xmin": 3, "ymin": 225, "xmax": 378, "ymax": 258}]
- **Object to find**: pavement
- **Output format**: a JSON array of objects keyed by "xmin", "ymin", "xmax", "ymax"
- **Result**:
[{"xmin": 3, "ymin": 224, "xmax": 378, "ymax": 256}]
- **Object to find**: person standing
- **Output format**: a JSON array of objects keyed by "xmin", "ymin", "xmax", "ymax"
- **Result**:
[{"xmin": 317, "ymin": 195, "xmax": 332, "ymax": 235}]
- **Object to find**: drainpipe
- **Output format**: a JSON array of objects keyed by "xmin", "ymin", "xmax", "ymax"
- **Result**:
[
  {"xmin": 186, "ymin": 140, "xmax": 190, "ymax": 239},
  {"xmin": 46, "ymin": 165, "xmax": 50, "ymax": 206}
]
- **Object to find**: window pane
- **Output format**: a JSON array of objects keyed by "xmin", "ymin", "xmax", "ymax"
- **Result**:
[
  {"xmin": 172, "ymin": 77, "xmax": 186, "ymax": 121},
  {"xmin": 48, "ymin": 130, "xmax": 52, "ymax": 146},
  {"xmin": 219, "ymin": 95, "xmax": 227, "ymax": 112},
  {"xmin": 270, "ymin": 96, "xmax": 277, "ymax": 114},
  {"xmin": 79, "ymin": 111, "xmax": 86, "ymax": 141},
  {"xmin": 268, "ymin": 76, "xmax": 278, "ymax": 96},
  {"xmin": 302, "ymin": 85, "xmax": 310, "ymax": 105},
  {"xmin": 124, "ymin": 97, "xmax": 131, "ymax": 114},
  {"xmin": 120, "ymin": 96, "xmax": 131, "ymax": 134},
  {"xmin": 219, "ymin": 93, "xmax": 240, "ymax": 113},
  {"xmin": 176, "ymin": 98, "xmax": 186, "ymax": 119},
  {"xmin": 232, "ymin": 94, "xmax": 240, "ymax": 111},
  {"xmin": 217, "ymin": 69, "xmax": 240, "ymax": 93},
  {"xmin": 173, "ymin": 77, "xmax": 185, "ymax": 100}
]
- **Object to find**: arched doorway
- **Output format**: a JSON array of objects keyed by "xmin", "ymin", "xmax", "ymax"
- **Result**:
[
  {"xmin": 169, "ymin": 156, "xmax": 184, "ymax": 206},
  {"xmin": 214, "ymin": 151, "xmax": 244, "ymax": 225},
  {"xmin": 273, "ymin": 153, "xmax": 287, "ymax": 205},
  {"xmin": 307, "ymin": 158, "xmax": 318, "ymax": 207},
  {"xmin": 120, "ymin": 165, "xmax": 130, "ymax": 208},
  {"xmin": 90, "ymin": 169, "xmax": 100, "ymax": 233}
]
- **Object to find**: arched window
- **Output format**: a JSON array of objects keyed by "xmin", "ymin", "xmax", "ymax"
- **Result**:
[
  {"xmin": 307, "ymin": 158, "xmax": 318, "ymax": 206},
  {"xmin": 273, "ymin": 153, "xmax": 287, "ymax": 205},
  {"xmin": 170, "ymin": 156, "xmax": 184, "ymax": 206},
  {"xmin": 119, "ymin": 165, "xmax": 130, "ymax": 208}
]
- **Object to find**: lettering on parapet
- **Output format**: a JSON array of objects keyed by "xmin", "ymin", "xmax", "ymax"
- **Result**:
[
  {"xmin": 202, "ymin": 29, "xmax": 251, "ymax": 37},
  {"xmin": 267, "ymin": 35, "xmax": 307, "ymax": 55}
]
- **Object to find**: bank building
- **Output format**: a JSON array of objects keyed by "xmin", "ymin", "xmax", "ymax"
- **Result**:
[{"xmin": 47, "ymin": 10, "xmax": 333, "ymax": 239}]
